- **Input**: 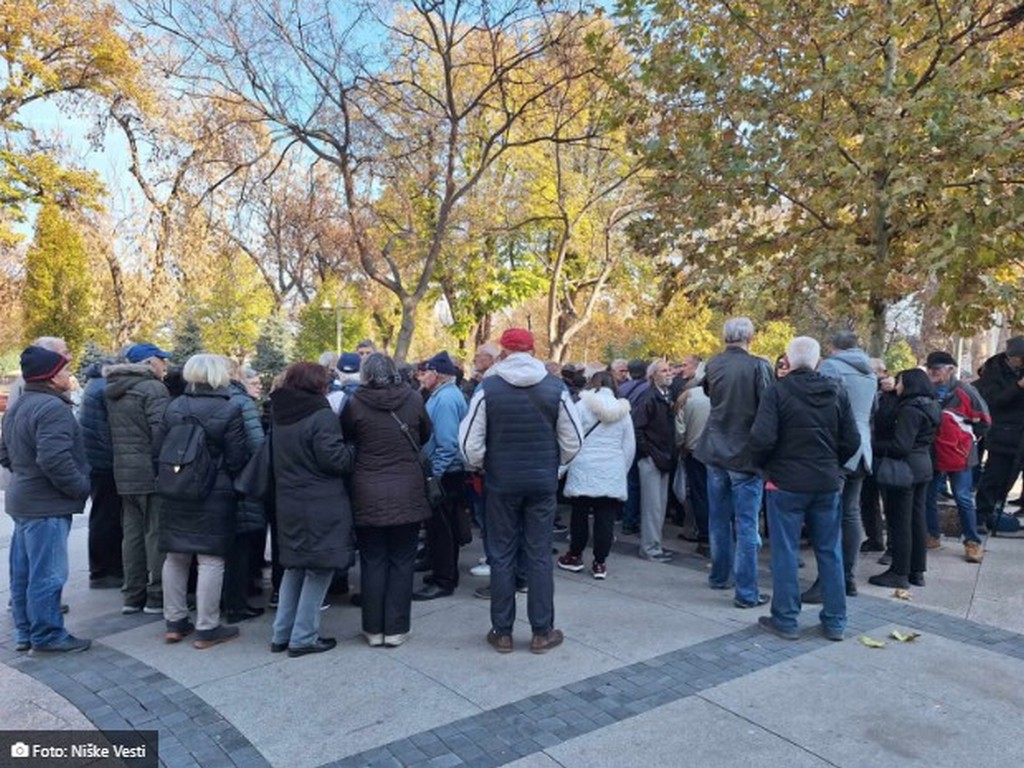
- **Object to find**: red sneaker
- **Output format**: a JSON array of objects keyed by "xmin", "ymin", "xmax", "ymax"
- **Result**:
[
  {"xmin": 591, "ymin": 561, "xmax": 607, "ymax": 580},
  {"xmin": 556, "ymin": 552, "xmax": 584, "ymax": 572}
]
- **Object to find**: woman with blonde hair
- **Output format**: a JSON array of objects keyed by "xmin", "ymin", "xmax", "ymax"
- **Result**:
[{"xmin": 157, "ymin": 354, "xmax": 249, "ymax": 649}]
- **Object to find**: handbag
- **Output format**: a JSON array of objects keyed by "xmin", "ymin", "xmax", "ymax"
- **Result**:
[
  {"xmin": 390, "ymin": 411, "xmax": 445, "ymax": 510},
  {"xmin": 873, "ymin": 455, "xmax": 913, "ymax": 489},
  {"xmin": 233, "ymin": 431, "xmax": 273, "ymax": 500}
]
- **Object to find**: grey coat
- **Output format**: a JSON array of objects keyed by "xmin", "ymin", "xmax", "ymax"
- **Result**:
[
  {"xmin": 229, "ymin": 380, "xmax": 266, "ymax": 534},
  {"xmin": 104, "ymin": 363, "xmax": 170, "ymax": 495},
  {"xmin": 0, "ymin": 385, "xmax": 90, "ymax": 518},
  {"xmin": 818, "ymin": 348, "xmax": 877, "ymax": 473}
]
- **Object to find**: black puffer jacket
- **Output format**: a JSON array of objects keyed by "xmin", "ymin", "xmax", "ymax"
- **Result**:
[
  {"xmin": 975, "ymin": 353, "xmax": 1024, "ymax": 455},
  {"xmin": 341, "ymin": 384, "xmax": 432, "ymax": 527},
  {"xmin": 0, "ymin": 385, "xmax": 90, "ymax": 518},
  {"xmin": 874, "ymin": 394, "xmax": 941, "ymax": 483},
  {"xmin": 271, "ymin": 388, "xmax": 355, "ymax": 570},
  {"xmin": 104, "ymin": 363, "xmax": 170, "ymax": 494},
  {"xmin": 749, "ymin": 369, "xmax": 860, "ymax": 493},
  {"xmin": 632, "ymin": 385, "xmax": 676, "ymax": 472},
  {"xmin": 155, "ymin": 386, "xmax": 248, "ymax": 556}
]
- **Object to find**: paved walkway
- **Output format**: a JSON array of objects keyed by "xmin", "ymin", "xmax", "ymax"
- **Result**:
[{"xmin": 3, "ymin": 501, "xmax": 1024, "ymax": 768}]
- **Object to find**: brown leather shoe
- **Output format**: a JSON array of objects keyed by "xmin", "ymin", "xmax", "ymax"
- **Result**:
[
  {"xmin": 964, "ymin": 541, "xmax": 984, "ymax": 563},
  {"xmin": 486, "ymin": 630, "xmax": 513, "ymax": 654},
  {"xmin": 530, "ymin": 629, "xmax": 564, "ymax": 654}
]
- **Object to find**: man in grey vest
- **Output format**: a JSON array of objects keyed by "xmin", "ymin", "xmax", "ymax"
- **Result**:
[
  {"xmin": 802, "ymin": 330, "xmax": 876, "ymax": 602},
  {"xmin": 460, "ymin": 328, "xmax": 583, "ymax": 654}
]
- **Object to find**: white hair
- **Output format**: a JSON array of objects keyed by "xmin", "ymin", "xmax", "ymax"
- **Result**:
[
  {"xmin": 477, "ymin": 343, "xmax": 500, "ymax": 359},
  {"xmin": 646, "ymin": 358, "xmax": 668, "ymax": 380},
  {"xmin": 786, "ymin": 336, "xmax": 821, "ymax": 371},
  {"xmin": 723, "ymin": 317, "xmax": 755, "ymax": 344},
  {"xmin": 318, "ymin": 351, "xmax": 339, "ymax": 369},
  {"xmin": 33, "ymin": 336, "xmax": 67, "ymax": 353},
  {"xmin": 183, "ymin": 354, "xmax": 232, "ymax": 389}
]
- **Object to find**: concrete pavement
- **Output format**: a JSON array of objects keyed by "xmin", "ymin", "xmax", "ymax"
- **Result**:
[{"xmin": 2, "ymin": 500, "xmax": 1024, "ymax": 767}]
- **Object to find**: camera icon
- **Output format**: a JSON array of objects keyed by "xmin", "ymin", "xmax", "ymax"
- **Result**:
[{"xmin": 10, "ymin": 741, "xmax": 30, "ymax": 758}]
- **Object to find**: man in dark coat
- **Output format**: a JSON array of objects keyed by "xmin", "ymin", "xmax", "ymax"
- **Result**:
[
  {"xmin": 105, "ymin": 342, "xmax": 172, "ymax": 614},
  {"xmin": 974, "ymin": 336, "xmax": 1024, "ymax": 532},
  {"xmin": 695, "ymin": 317, "xmax": 774, "ymax": 609},
  {"xmin": 632, "ymin": 359, "xmax": 676, "ymax": 562},
  {"xmin": 1, "ymin": 345, "xmax": 91, "ymax": 654},
  {"xmin": 460, "ymin": 328, "xmax": 583, "ymax": 654},
  {"xmin": 79, "ymin": 358, "xmax": 124, "ymax": 588},
  {"xmin": 749, "ymin": 337, "xmax": 859, "ymax": 641}
]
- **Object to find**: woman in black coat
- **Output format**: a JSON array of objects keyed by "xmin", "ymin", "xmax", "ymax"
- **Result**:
[
  {"xmin": 157, "ymin": 355, "xmax": 249, "ymax": 649},
  {"xmin": 341, "ymin": 353, "xmax": 432, "ymax": 648},
  {"xmin": 869, "ymin": 368, "xmax": 941, "ymax": 590},
  {"xmin": 269, "ymin": 362, "xmax": 355, "ymax": 657}
]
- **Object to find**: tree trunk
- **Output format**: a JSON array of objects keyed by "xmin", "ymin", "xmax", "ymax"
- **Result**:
[
  {"xmin": 392, "ymin": 296, "xmax": 419, "ymax": 363},
  {"xmin": 868, "ymin": 298, "xmax": 887, "ymax": 357}
]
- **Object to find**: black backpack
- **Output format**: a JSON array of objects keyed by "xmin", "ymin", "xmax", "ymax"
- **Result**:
[{"xmin": 156, "ymin": 403, "xmax": 217, "ymax": 501}]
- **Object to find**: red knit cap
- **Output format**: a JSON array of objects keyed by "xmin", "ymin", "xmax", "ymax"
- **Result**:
[{"xmin": 500, "ymin": 328, "xmax": 534, "ymax": 353}]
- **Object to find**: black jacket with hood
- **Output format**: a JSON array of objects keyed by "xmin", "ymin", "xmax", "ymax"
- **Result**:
[
  {"xmin": 873, "ymin": 373, "xmax": 941, "ymax": 484},
  {"xmin": 341, "ymin": 383, "xmax": 433, "ymax": 528},
  {"xmin": 749, "ymin": 369, "xmax": 860, "ymax": 493},
  {"xmin": 975, "ymin": 352, "xmax": 1024, "ymax": 455},
  {"xmin": 271, "ymin": 387, "xmax": 355, "ymax": 570}
]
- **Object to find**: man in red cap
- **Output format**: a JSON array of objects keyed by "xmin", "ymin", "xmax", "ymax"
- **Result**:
[{"xmin": 459, "ymin": 328, "xmax": 583, "ymax": 654}]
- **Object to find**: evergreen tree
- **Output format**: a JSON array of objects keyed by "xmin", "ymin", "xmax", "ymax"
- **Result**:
[
  {"xmin": 253, "ymin": 314, "xmax": 290, "ymax": 388},
  {"xmin": 23, "ymin": 203, "xmax": 93, "ymax": 356},
  {"xmin": 173, "ymin": 313, "xmax": 204, "ymax": 361}
]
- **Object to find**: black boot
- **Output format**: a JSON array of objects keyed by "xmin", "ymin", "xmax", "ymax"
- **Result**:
[{"xmin": 867, "ymin": 569, "xmax": 909, "ymax": 589}]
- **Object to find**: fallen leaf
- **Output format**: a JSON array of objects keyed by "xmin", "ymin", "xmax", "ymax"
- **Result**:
[
  {"xmin": 859, "ymin": 635, "xmax": 886, "ymax": 648},
  {"xmin": 890, "ymin": 630, "xmax": 921, "ymax": 643},
  {"xmin": 893, "ymin": 589, "xmax": 912, "ymax": 601}
]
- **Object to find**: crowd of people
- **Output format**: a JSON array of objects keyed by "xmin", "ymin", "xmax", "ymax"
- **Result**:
[{"xmin": 3, "ymin": 317, "xmax": 1022, "ymax": 656}]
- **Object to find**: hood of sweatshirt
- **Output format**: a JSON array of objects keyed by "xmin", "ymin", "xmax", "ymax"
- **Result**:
[
  {"xmin": 485, "ymin": 352, "xmax": 549, "ymax": 388},
  {"xmin": 579, "ymin": 387, "xmax": 631, "ymax": 423},
  {"xmin": 827, "ymin": 348, "xmax": 873, "ymax": 376}
]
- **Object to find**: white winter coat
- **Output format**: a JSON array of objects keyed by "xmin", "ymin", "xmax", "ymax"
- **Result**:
[{"xmin": 563, "ymin": 387, "xmax": 636, "ymax": 501}]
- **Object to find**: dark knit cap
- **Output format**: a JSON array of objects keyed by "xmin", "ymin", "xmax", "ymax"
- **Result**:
[
  {"xmin": 424, "ymin": 351, "xmax": 458, "ymax": 377},
  {"xmin": 21, "ymin": 346, "xmax": 69, "ymax": 382},
  {"xmin": 925, "ymin": 351, "xmax": 956, "ymax": 368},
  {"xmin": 1006, "ymin": 336, "xmax": 1024, "ymax": 358}
]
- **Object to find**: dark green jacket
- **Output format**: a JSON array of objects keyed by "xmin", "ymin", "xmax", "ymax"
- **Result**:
[{"xmin": 104, "ymin": 363, "xmax": 170, "ymax": 495}]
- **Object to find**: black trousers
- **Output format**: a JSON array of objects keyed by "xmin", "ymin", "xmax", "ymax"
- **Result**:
[
  {"xmin": 976, "ymin": 450, "xmax": 1020, "ymax": 522},
  {"xmin": 222, "ymin": 532, "xmax": 262, "ymax": 612},
  {"xmin": 860, "ymin": 473, "xmax": 885, "ymax": 546},
  {"xmin": 88, "ymin": 470, "xmax": 123, "ymax": 580},
  {"xmin": 883, "ymin": 481, "xmax": 928, "ymax": 576},
  {"xmin": 568, "ymin": 496, "xmax": 621, "ymax": 563},
  {"xmin": 424, "ymin": 472, "xmax": 466, "ymax": 591},
  {"xmin": 685, "ymin": 454, "xmax": 710, "ymax": 541},
  {"xmin": 357, "ymin": 522, "xmax": 420, "ymax": 636}
]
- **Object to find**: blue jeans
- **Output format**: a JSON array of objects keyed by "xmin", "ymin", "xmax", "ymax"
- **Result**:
[
  {"xmin": 271, "ymin": 567, "xmax": 332, "ymax": 648},
  {"xmin": 9, "ymin": 515, "xmax": 72, "ymax": 648},
  {"xmin": 926, "ymin": 470, "xmax": 981, "ymax": 543},
  {"xmin": 707, "ymin": 465, "xmax": 764, "ymax": 604},
  {"xmin": 766, "ymin": 490, "xmax": 845, "ymax": 634}
]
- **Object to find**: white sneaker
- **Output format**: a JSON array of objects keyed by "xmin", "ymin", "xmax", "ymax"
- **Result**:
[
  {"xmin": 384, "ymin": 632, "xmax": 409, "ymax": 647},
  {"xmin": 363, "ymin": 632, "xmax": 384, "ymax": 647},
  {"xmin": 470, "ymin": 563, "xmax": 491, "ymax": 577}
]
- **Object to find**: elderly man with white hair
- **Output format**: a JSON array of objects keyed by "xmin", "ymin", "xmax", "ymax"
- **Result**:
[
  {"xmin": 748, "ymin": 336, "xmax": 860, "ymax": 641},
  {"xmin": 695, "ymin": 317, "xmax": 774, "ymax": 608},
  {"xmin": 632, "ymin": 359, "xmax": 676, "ymax": 561}
]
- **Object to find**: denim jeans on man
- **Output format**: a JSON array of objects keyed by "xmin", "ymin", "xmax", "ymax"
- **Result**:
[
  {"xmin": 707, "ymin": 465, "xmax": 764, "ymax": 604},
  {"xmin": 766, "ymin": 489, "xmax": 845, "ymax": 635},
  {"xmin": 9, "ymin": 515, "xmax": 72, "ymax": 648},
  {"xmin": 271, "ymin": 567, "xmax": 334, "ymax": 649},
  {"xmin": 925, "ymin": 470, "xmax": 981, "ymax": 543},
  {"xmin": 838, "ymin": 470, "xmax": 865, "ymax": 580}
]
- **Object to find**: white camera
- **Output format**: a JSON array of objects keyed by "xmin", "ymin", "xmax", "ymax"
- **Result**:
[{"xmin": 10, "ymin": 742, "xmax": 30, "ymax": 758}]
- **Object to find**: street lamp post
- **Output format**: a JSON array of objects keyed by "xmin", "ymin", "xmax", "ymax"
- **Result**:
[{"xmin": 321, "ymin": 297, "xmax": 355, "ymax": 356}]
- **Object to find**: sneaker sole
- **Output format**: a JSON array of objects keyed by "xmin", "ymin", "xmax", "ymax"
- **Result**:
[
  {"xmin": 556, "ymin": 563, "xmax": 585, "ymax": 573},
  {"xmin": 592, "ymin": 572, "xmax": 607, "ymax": 580},
  {"xmin": 165, "ymin": 630, "xmax": 193, "ymax": 644}
]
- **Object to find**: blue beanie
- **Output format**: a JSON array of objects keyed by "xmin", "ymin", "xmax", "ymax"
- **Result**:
[{"xmin": 424, "ymin": 351, "xmax": 458, "ymax": 377}]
